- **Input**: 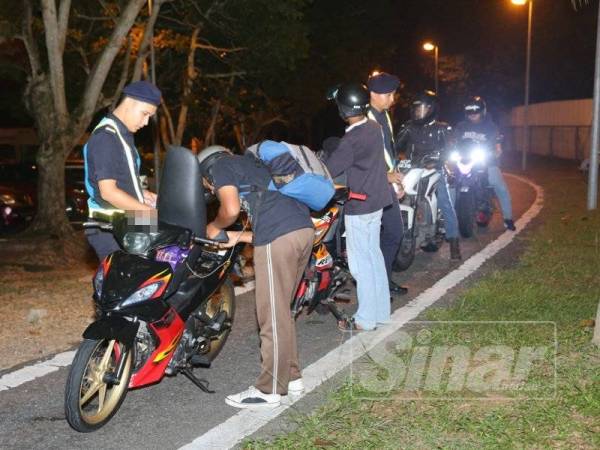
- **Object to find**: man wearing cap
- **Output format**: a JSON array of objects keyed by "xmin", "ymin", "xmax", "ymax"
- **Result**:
[
  {"xmin": 83, "ymin": 80, "xmax": 161, "ymax": 260},
  {"xmin": 366, "ymin": 71, "xmax": 408, "ymax": 297}
]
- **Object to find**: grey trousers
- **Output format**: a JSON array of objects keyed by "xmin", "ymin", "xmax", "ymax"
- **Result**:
[{"xmin": 253, "ymin": 228, "xmax": 313, "ymax": 395}]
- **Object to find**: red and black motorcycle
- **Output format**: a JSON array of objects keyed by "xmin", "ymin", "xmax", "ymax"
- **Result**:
[{"xmin": 64, "ymin": 147, "xmax": 240, "ymax": 432}]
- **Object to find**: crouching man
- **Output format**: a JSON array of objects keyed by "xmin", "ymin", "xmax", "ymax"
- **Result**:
[{"xmin": 197, "ymin": 145, "xmax": 314, "ymax": 409}]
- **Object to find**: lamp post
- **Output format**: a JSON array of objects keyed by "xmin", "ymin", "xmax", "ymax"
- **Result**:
[
  {"xmin": 512, "ymin": 0, "xmax": 533, "ymax": 171},
  {"xmin": 423, "ymin": 42, "xmax": 439, "ymax": 94}
]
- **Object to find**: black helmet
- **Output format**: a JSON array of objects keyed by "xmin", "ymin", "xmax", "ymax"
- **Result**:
[
  {"xmin": 410, "ymin": 90, "xmax": 438, "ymax": 124},
  {"xmin": 464, "ymin": 96, "xmax": 486, "ymax": 118},
  {"xmin": 328, "ymin": 83, "xmax": 370, "ymax": 119},
  {"xmin": 196, "ymin": 145, "xmax": 231, "ymax": 185}
]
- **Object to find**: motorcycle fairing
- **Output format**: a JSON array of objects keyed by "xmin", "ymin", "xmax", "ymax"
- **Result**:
[
  {"xmin": 99, "ymin": 251, "xmax": 173, "ymax": 319},
  {"xmin": 129, "ymin": 308, "xmax": 186, "ymax": 388}
]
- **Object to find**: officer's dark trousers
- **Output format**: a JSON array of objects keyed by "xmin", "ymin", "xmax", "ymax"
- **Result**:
[
  {"xmin": 85, "ymin": 228, "xmax": 120, "ymax": 261},
  {"xmin": 380, "ymin": 187, "xmax": 404, "ymax": 279}
]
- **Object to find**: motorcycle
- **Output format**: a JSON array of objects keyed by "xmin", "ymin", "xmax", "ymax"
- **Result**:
[
  {"xmin": 291, "ymin": 187, "xmax": 356, "ymax": 322},
  {"xmin": 447, "ymin": 139, "xmax": 494, "ymax": 238},
  {"xmin": 394, "ymin": 152, "xmax": 445, "ymax": 271},
  {"xmin": 64, "ymin": 147, "xmax": 240, "ymax": 432}
]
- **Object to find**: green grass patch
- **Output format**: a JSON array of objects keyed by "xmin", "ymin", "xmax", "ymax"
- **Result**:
[{"xmin": 244, "ymin": 162, "xmax": 600, "ymax": 449}]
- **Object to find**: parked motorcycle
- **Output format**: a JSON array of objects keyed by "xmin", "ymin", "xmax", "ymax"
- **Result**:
[
  {"xmin": 64, "ymin": 147, "xmax": 240, "ymax": 432},
  {"xmin": 394, "ymin": 153, "xmax": 445, "ymax": 271},
  {"xmin": 447, "ymin": 139, "xmax": 494, "ymax": 238},
  {"xmin": 291, "ymin": 187, "xmax": 359, "ymax": 322}
]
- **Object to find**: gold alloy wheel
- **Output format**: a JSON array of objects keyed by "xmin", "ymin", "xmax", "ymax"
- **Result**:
[{"xmin": 77, "ymin": 339, "xmax": 132, "ymax": 425}]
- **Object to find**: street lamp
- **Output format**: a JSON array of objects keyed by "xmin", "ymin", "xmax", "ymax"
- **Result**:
[
  {"xmin": 511, "ymin": 0, "xmax": 533, "ymax": 171},
  {"xmin": 423, "ymin": 41, "xmax": 439, "ymax": 94}
]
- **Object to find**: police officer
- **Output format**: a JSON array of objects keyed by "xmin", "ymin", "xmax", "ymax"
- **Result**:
[
  {"xmin": 366, "ymin": 71, "xmax": 408, "ymax": 295},
  {"xmin": 83, "ymin": 80, "xmax": 161, "ymax": 260},
  {"xmin": 454, "ymin": 96, "xmax": 516, "ymax": 231},
  {"xmin": 395, "ymin": 90, "xmax": 461, "ymax": 260}
]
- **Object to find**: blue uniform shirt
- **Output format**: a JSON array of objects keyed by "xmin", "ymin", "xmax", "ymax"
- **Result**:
[{"xmin": 84, "ymin": 113, "xmax": 143, "ymax": 210}]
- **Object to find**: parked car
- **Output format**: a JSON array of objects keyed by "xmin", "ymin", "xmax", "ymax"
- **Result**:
[
  {"xmin": 0, "ymin": 183, "xmax": 34, "ymax": 232},
  {"xmin": 0, "ymin": 163, "xmax": 89, "ymax": 231}
]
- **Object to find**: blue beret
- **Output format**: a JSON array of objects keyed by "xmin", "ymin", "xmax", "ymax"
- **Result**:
[
  {"xmin": 367, "ymin": 72, "xmax": 400, "ymax": 94},
  {"xmin": 122, "ymin": 80, "xmax": 162, "ymax": 106}
]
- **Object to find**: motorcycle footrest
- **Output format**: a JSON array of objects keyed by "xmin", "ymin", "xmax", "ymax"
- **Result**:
[{"xmin": 189, "ymin": 354, "xmax": 212, "ymax": 368}]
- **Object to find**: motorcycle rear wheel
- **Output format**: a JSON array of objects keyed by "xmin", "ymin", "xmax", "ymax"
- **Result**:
[
  {"xmin": 198, "ymin": 279, "xmax": 235, "ymax": 362},
  {"xmin": 456, "ymin": 191, "xmax": 476, "ymax": 238},
  {"xmin": 65, "ymin": 338, "xmax": 133, "ymax": 432}
]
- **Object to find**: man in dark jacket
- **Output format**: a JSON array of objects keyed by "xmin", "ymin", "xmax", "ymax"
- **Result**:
[
  {"xmin": 197, "ymin": 144, "xmax": 314, "ymax": 409},
  {"xmin": 367, "ymin": 71, "xmax": 408, "ymax": 295},
  {"xmin": 325, "ymin": 83, "xmax": 391, "ymax": 331}
]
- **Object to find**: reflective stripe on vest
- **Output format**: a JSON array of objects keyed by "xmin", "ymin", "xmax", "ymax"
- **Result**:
[
  {"xmin": 84, "ymin": 117, "xmax": 145, "ymax": 213},
  {"xmin": 368, "ymin": 110, "xmax": 395, "ymax": 172}
]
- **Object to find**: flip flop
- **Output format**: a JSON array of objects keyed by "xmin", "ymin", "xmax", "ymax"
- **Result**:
[{"xmin": 337, "ymin": 318, "xmax": 366, "ymax": 332}]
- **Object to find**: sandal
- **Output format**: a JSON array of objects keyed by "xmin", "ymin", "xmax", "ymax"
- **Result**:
[{"xmin": 337, "ymin": 318, "xmax": 365, "ymax": 332}]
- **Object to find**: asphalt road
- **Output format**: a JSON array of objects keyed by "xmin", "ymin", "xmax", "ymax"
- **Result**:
[{"xmin": 0, "ymin": 174, "xmax": 536, "ymax": 450}]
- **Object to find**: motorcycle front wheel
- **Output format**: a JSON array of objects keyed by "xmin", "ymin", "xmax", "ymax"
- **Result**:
[
  {"xmin": 456, "ymin": 191, "xmax": 476, "ymax": 238},
  {"xmin": 65, "ymin": 338, "xmax": 133, "ymax": 432}
]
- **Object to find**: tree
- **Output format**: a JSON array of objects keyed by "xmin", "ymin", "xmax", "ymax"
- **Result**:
[
  {"xmin": 2, "ymin": 0, "xmax": 164, "ymax": 239},
  {"xmin": 150, "ymin": 0, "xmax": 310, "ymax": 151}
]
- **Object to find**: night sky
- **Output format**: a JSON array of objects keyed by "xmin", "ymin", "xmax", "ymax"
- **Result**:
[{"xmin": 1, "ymin": 0, "xmax": 598, "ymax": 129}]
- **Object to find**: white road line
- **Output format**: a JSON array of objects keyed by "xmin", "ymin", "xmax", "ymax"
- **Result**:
[
  {"xmin": 179, "ymin": 173, "xmax": 543, "ymax": 450},
  {"xmin": 0, "ymin": 281, "xmax": 255, "ymax": 392}
]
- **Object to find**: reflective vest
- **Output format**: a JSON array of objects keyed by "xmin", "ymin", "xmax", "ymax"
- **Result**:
[
  {"xmin": 83, "ymin": 117, "xmax": 145, "ymax": 216},
  {"xmin": 367, "ymin": 109, "xmax": 395, "ymax": 172}
]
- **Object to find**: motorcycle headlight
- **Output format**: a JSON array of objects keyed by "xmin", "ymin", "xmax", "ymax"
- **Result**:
[
  {"xmin": 93, "ymin": 268, "xmax": 104, "ymax": 297},
  {"xmin": 449, "ymin": 151, "xmax": 461, "ymax": 163},
  {"xmin": 0, "ymin": 194, "xmax": 16, "ymax": 205},
  {"xmin": 122, "ymin": 232, "xmax": 152, "ymax": 254},
  {"xmin": 120, "ymin": 282, "xmax": 162, "ymax": 308},
  {"xmin": 470, "ymin": 147, "xmax": 487, "ymax": 164}
]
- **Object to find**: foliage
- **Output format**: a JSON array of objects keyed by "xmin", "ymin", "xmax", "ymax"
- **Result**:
[{"xmin": 243, "ymin": 160, "xmax": 600, "ymax": 449}]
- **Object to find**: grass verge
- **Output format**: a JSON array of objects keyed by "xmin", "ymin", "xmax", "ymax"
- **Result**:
[{"xmin": 244, "ymin": 161, "xmax": 600, "ymax": 449}]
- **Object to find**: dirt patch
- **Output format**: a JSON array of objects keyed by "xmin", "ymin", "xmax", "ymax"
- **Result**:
[{"xmin": 0, "ymin": 264, "xmax": 96, "ymax": 371}]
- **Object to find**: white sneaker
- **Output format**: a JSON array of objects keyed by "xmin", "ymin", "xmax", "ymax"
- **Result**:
[
  {"xmin": 288, "ymin": 378, "xmax": 305, "ymax": 395},
  {"xmin": 225, "ymin": 386, "xmax": 281, "ymax": 409}
]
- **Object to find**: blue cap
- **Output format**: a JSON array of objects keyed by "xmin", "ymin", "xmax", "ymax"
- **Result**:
[
  {"xmin": 122, "ymin": 80, "xmax": 162, "ymax": 106},
  {"xmin": 367, "ymin": 72, "xmax": 400, "ymax": 94}
]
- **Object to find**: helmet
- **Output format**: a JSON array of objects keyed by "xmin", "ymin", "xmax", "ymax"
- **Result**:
[
  {"xmin": 328, "ymin": 83, "xmax": 370, "ymax": 119},
  {"xmin": 410, "ymin": 90, "xmax": 438, "ymax": 124},
  {"xmin": 464, "ymin": 96, "xmax": 486, "ymax": 118},
  {"xmin": 196, "ymin": 145, "xmax": 231, "ymax": 185}
]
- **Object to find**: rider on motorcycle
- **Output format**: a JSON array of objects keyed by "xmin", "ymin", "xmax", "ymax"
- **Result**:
[
  {"xmin": 395, "ymin": 90, "xmax": 461, "ymax": 260},
  {"xmin": 454, "ymin": 96, "xmax": 516, "ymax": 231}
]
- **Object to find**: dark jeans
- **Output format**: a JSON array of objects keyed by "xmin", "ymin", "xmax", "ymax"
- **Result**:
[
  {"xmin": 380, "ymin": 189, "xmax": 404, "ymax": 279},
  {"xmin": 85, "ymin": 228, "xmax": 120, "ymax": 261}
]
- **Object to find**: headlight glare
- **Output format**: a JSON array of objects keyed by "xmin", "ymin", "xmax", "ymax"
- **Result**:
[
  {"xmin": 450, "ymin": 151, "xmax": 461, "ymax": 163},
  {"xmin": 470, "ymin": 147, "xmax": 487, "ymax": 164}
]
